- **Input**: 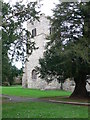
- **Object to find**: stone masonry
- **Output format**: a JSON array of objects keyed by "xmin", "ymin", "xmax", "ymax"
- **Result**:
[{"xmin": 22, "ymin": 14, "xmax": 61, "ymax": 90}]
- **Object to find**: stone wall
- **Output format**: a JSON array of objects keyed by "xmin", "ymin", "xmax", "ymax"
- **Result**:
[
  {"xmin": 86, "ymin": 79, "xmax": 90, "ymax": 91},
  {"xmin": 22, "ymin": 14, "xmax": 51, "ymax": 89},
  {"xmin": 63, "ymin": 79, "xmax": 75, "ymax": 92}
]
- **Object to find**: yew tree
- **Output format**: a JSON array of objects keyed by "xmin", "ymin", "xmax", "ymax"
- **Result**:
[{"xmin": 37, "ymin": 2, "xmax": 90, "ymax": 98}]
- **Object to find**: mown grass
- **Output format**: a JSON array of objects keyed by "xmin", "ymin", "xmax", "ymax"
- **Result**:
[
  {"xmin": 2, "ymin": 102, "xmax": 89, "ymax": 118},
  {"xmin": 1, "ymin": 86, "xmax": 71, "ymax": 98},
  {"xmin": 1, "ymin": 86, "xmax": 89, "ymax": 119}
]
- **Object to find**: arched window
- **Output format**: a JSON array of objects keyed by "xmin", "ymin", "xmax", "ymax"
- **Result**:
[{"xmin": 32, "ymin": 69, "xmax": 37, "ymax": 80}]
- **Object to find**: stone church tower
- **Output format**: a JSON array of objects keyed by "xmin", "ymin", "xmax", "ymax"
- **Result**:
[
  {"xmin": 22, "ymin": 14, "xmax": 61, "ymax": 89},
  {"xmin": 22, "ymin": 13, "xmax": 90, "ymax": 91}
]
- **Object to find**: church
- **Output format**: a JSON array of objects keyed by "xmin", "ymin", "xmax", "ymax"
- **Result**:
[{"xmin": 22, "ymin": 14, "xmax": 76, "ymax": 91}]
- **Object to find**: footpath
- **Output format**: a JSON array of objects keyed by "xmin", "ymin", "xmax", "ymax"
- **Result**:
[{"xmin": 1, "ymin": 94, "xmax": 90, "ymax": 106}]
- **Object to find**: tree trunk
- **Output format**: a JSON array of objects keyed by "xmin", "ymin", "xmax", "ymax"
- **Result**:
[
  {"xmin": 60, "ymin": 81, "xmax": 63, "ymax": 90},
  {"xmin": 70, "ymin": 77, "xmax": 88, "ymax": 98}
]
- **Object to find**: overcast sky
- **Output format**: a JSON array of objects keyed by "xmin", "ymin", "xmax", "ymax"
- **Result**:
[
  {"xmin": 4, "ymin": 0, "xmax": 59, "ymax": 16},
  {"xmin": 3, "ymin": 0, "xmax": 59, "ymax": 69}
]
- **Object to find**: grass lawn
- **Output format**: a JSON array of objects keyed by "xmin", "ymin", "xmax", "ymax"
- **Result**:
[
  {"xmin": 1, "ymin": 86, "xmax": 71, "ymax": 98},
  {"xmin": 2, "ymin": 102, "xmax": 89, "ymax": 118},
  {"xmin": 1, "ymin": 86, "xmax": 89, "ymax": 119}
]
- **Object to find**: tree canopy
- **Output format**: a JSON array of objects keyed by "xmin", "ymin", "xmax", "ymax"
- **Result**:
[
  {"xmin": 37, "ymin": 2, "xmax": 90, "ymax": 98},
  {"xmin": 2, "ymin": 1, "xmax": 39, "ymax": 63},
  {"xmin": 2, "ymin": 1, "xmax": 39, "ymax": 85}
]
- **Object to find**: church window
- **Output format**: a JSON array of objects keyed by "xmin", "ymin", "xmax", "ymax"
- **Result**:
[
  {"xmin": 49, "ymin": 27, "xmax": 55, "ymax": 35},
  {"xmin": 32, "ymin": 28, "xmax": 36, "ymax": 38},
  {"xmin": 32, "ymin": 69, "xmax": 37, "ymax": 79}
]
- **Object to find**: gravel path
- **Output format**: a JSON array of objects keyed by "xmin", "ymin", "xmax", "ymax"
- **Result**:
[
  {"xmin": 1, "ymin": 94, "xmax": 45, "ymax": 102},
  {"xmin": 1, "ymin": 94, "xmax": 90, "ymax": 106}
]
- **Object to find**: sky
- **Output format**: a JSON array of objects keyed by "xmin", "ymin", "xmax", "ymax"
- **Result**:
[
  {"xmin": 4, "ymin": 0, "xmax": 59, "ymax": 16},
  {"xmin": 3, "ymin": 0, "xmax": 59, "ymax": 69}
]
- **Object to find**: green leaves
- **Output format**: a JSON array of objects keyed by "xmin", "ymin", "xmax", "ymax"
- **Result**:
[
  {"xmin": 2, "ymin": 1, "xmax": 39, "ymax": 84},
  {"xmin": 2, "ymin": 1, "xmax": 39, "ymax": 63},
  {"xmin": 37, "ymin": 2, "xmax": 90, "ymax": 84}
]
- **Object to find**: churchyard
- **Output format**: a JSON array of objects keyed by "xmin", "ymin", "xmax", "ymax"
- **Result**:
[
  {"xmin": 1, "ymin": 86, "xmax": 89, "ymax": 119},
  {"xmin": 1, "ymin": 0, "xmax": 90, "ymax": 119}
]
